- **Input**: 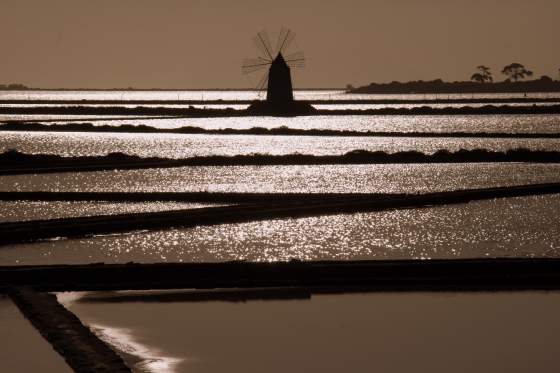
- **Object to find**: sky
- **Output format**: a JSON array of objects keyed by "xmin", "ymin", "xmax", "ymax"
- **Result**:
[{"xmin": 1, "ymin": 0, "xmax": 559, "ymax": 89}]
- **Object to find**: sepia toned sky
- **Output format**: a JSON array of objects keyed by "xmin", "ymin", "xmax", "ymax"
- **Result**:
[{"xmin": 1, "ymin": 0, "xmax": 559, "ymax": 89}]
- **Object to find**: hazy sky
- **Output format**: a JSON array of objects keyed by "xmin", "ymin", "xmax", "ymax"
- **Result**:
[{"xmin": 1, "ymin": 0, "xmax": 559, "ymax": 88}]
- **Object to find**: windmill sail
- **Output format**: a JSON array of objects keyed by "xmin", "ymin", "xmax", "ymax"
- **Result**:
[{"xmin": 242, "ymin": 27, "xmax": 305, "ymax": 97}]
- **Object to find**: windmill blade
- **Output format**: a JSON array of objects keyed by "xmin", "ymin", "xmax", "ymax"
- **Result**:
[
  {"xmin": 253, "ymin": 30, "xmax": 274, "ymax": 61},
  {"xmin": 242, "ymin": 58, "xmax": 272, "ymax": 75},
  {"xmin": 256, "ymin": 71, "xmax": 269, "ymax": 91},
  {"xmin": 284, "ymin": 51, "xmax": 305, "ymax": 68},
  {"xmin": 275, "ymin": 27, "xmax": 296, "ymax": 56}
]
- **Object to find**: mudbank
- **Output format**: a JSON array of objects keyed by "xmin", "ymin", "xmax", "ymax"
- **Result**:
[
  {"xmin": 2, "ymin": 148, "xmax": 560, "ymax": 175},
  {"xmin": 3, "ymin": 103, "xmax": 560, "ymax": 116},
  {"xmin": 3, "ymin": 121, "xmax": 559, "ymax": 138}
]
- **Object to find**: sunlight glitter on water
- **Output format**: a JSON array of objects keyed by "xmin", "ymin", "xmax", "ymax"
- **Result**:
[
  {"xmin": 0, "ymin": 201, "xmax": 222, "ymax": 223},
  {"xmin": 3, "ymin": 131, "xmax": 559, "ymax": 158},
  {"xmin": 7, "ymin": 114, "xmax": 560, "ymax": 133},
  {"xmin": 90, "ymin": 324, "xmax": 182, "ymax": 373},
  {"xmin": 1, "ymin": 163, "xmax": 558, "ymax": 194},
  {"xmin": 5, "ymin": 114, "xmax": 560, "ymax": 136},
  {"xmin": 2, "ymin": 195, "xmax": 558, "ymax": 265},
  {"xmin": 2, "ymin": 89, "xmax": 559, "ymax": 101}
]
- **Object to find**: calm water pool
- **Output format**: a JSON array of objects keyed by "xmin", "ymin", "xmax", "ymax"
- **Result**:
[{"xmin": 60, "ymin": 290, "xmax": 560, "ymax": 373}]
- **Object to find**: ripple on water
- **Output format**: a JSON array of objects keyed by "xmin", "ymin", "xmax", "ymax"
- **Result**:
[
  {"xmin": 4, "ymin": 114, "xmax": 560, "ymax": 133},
  {"xmin": 1, "ymin": 163, "xmax": 559, "ymax": 194},
  {"xmin": 2, "ymin": 131, "xmax": 560, "ymax": 158},
  {"xmin": 1, "ymin": 195, "xmax": 559, "ymax": 265},
  {"xmin": 0, "ymin": 201, "xmax": 222, "ymax": 223}
]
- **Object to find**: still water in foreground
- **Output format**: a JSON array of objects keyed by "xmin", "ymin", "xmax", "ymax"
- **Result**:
[
  {"xmin": 2, "ymin": 195, "xmax": 558, "ymax": 265},
  {"xmin": 0, "ymin": 297, "xmax": 72, "ymax": 373},
  {"xmin": 59, "ymin": 290, "xmax": 560, "ymax": 373}
]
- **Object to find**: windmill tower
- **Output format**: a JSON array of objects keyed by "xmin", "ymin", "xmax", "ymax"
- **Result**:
[
  {"xmin": 242, "ymin": 28, "xmax": 310, "ymax": 114},
  {"xmin": 267, "ymin": 53, "xmax": 294, "ymax": 104}
]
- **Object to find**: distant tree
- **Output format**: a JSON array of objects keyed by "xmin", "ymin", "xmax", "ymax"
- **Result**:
[
  {"xmin": 346, "ymin": 84, "xmax": 355, "ymax": 91},
  {"xmin": 501, "ymin": 63, "xmax": 533, "ymax": 82},
  {"xmin": 470, "ymin": 65, "xmax": 493, "ymax": 83}
]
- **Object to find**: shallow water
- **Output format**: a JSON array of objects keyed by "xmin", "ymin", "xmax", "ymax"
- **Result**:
[
  {"xmin": 0, "ymin": 201, "xmax": 221, "ymax": 223},
  {"xmin": 2, "ymin": 102, "xmax": 557, "ymax": 111},
  {"xmin": 0, "ymin": 297, "xmax": 72, "ymax": 372},
  {"xmin": 60, "ymin": 290, "xmax": 560, "ymax": 373},
  {"xmin": 2, "ymin": 195, "xmax": 558, "ymax": 265},
  {"xmin": 10, "ymin": 114, "xmax": 559, "ymax": 134},
  {"xmin": 1, "ymin": 163, "xmax": 558, "ymax": 194},
  {"xmin": 2, "ymin": 131, "xmax": 559, "ymax": 158},
  {"xmin": 0, "ymin": 114, "xmax": 136, "ymax": 121},
  {"xmin": 4, "ymin": 89, "xmax": 559, "ymax": 101}
]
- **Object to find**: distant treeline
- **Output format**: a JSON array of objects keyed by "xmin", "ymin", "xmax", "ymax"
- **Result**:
[
  {"xmin": 0, "ymin": 84, "xmax": 29, "ymax": 90},
  {"xmin": 349, "ymin": 76, "xmax": 560, "ymax": 94}
]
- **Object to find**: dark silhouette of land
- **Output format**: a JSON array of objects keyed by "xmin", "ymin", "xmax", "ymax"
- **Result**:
[
  {"xmin": 4, "ymin": 258, "xmax": 560, "ymax": 294},
  {"xmin": 2, "ymin": 149, "xmax": 560, "ymax": 175},
  {"xmin": 3, "ymin": 121, "xmax": 559, "ymax": 138},
  {"xmin": 350, "ymin": 77, "xmax": 560, "ymax": 94},
  {"xmin": 0, "ymin": 84, "xmax": 29, "ymax": 90},
  {"xmin": 3, "ymin": 103, "xmax": 560, "ymax": 116}
]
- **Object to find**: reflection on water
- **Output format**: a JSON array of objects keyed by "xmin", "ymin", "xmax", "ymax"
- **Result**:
[
  {"xmin": 2, "ymin": 195, "xmax": 559, "ymax": 265},
  {"xmin": 2, "ymin": 102, "xmax": 558, "ymax": 111},
  {"xmin": 1, "ymin": 163, "xmax": 559, "ymax": 194},
  {"xmin": 2, "ymin": 89, "xmax": 559, "ymax": 101},
  {"xmin": 0, "ymin": 201, "xmax": 221, "ymax": 223},
  {"xmin": 61, "ymin": 290, "xmax": 560, "ymax": 373},
  {"xmin": 6, "ymin": 114, "xmax": 560, "ymax": 133},
  {"xmin": 0, "ymin": 297, "xmax": 72, "ymax": 372},
  {"xmin": 312, "ymin": 102, "xmax": 560, "ymax": 110},
  {"xmin": 90, "ymin": 324, "xmax": 181, "ymax": 373},
  {"xmin": 3, "ymin": 131, "xmax": 560, "ymax": 158},
  {"xmin": 0, "ymin": 114, "xmax": 135, "ymax": 121}
]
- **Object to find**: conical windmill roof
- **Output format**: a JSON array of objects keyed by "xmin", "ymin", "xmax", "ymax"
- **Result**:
[{"xmin": 271, "ymin": 53, "xmax": 289, "ymax": 69}]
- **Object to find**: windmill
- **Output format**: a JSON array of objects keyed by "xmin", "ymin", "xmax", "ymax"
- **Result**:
[{"xmin": 242, "ymin": 28, "xmax": 305, "ymax": 105}]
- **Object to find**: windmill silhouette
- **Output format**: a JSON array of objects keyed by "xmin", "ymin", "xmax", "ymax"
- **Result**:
[{"xmin": 242, "ymin": 28, "xmax": 313, "ymax": 115}]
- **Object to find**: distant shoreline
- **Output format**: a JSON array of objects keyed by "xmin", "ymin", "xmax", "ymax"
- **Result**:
[
  {"xmin": 349, "ymin": 78, "xmax": 560, "ymax": 94},
  {"xmin": 0, "ymin": 87, "xmax": 343, "ymax": 92}
]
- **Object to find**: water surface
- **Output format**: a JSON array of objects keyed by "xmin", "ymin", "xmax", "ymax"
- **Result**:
[
  {"xmin": 60, "ymin": 290, "xmax": 560, "ymax": 373},
  {"xmin": 1, "ymin": 163, "xmax": 558, "ymax": 194},
  {"xmin": 2, "ymin": 131, "xmax": 559, "ymax": 158},
  {"xmin": 0, "ymin": 201, "xmax": 220, "ymax": 223},
  {"xmin": 0, "ymin": 297, "xmax": 72, "ymax": 372},
  {"xmin": 2, "ymin": 195, "xmax": 558, "ymax": 265},
  {"xmin": 2, "ymin": 89, "xmax": 559, "ymax": 101}
]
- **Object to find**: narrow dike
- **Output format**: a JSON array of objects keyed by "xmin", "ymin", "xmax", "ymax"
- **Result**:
[
  {"xmin": 2, "ymin": 148, "xmax": 560, "ymax": 175},
  {"xmin": 9, "ymin": 287, "xmax": 131, "ymax": 372},
  {"xmin": 1, "ymin": 183, "xmax": 558, "ymax": 245}
]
